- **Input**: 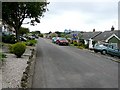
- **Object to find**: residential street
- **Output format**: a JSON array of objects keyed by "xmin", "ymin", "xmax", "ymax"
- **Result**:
[{"xmin": 32, "ymin": 38, "xmax": 118, "ymax": 88}]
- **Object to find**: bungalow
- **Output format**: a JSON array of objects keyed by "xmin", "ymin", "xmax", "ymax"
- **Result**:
[
  {"xmin": 79, "ymin": 30, "xmax": 102, "ymax": 49},
  {"xmin": 93, "ymin": 30, "xmax": 120, "ymax": 48}
]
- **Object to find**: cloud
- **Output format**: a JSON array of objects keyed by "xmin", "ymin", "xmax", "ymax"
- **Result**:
[
  {"xmin": 22, "ymin": 0, "xmax": 119, "ymax": 33},
  {"xmin": 49, "ymin": 0, "xmax": 119, "ymax": 3},
  {"xmin": 48, "ymin": 2, "xmax": 118, "ymax": 20}
]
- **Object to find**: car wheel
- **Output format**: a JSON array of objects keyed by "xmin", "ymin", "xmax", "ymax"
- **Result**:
[{"xmin": 101, "ymin": 50, "xmax": 107, "ymax": 55}]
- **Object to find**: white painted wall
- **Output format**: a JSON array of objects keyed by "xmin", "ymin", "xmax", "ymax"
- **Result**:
[
  {"xmin": 89, "ymin": 38, "xmax": 93, "ymax": 49},
  {"xmin": 84, "ymin": 40, "xmax": 88, "ymax": 45}
]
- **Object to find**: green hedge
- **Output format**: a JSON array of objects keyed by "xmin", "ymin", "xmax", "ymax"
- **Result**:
[
  {"xmin": 39, "ymin": 34, "xmax": 43, "ymax": 37},
  {"xmin": 2, "ymin": 35, "xmax": 17, "ymax": 44},
  {"xmin": 73, "ymin": 41, "xmax": 78, "ymax": 46},
  {"xmin": 25, "ymin": 40, "xmax": 37, "ymax": 46}
]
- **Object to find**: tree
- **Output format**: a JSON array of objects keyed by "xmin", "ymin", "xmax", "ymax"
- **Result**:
[
  {"xmin": 19, "ymin": 27, "xmax": 29, "ymax": 35},
  {"xmin": 39, "ymin": 34, "xmax": 43, "ymax": 37},
  {"xmin": 2, "ymin": 2, "xmax": 49, "ymax": 41},
  {"xmin": 50, "ymin": 33, "xmax": 57, "ymax": 38},
  {"xmin": 31, "ymin": 31, "xmax": 41, "ymax": 35},
  {"xmin": 55, "ymin": 31, "xmax": 61, "ymax": 37},
  {"xmin": 48, "ymin": 31, "xmax": 52, "ymax": 34}
]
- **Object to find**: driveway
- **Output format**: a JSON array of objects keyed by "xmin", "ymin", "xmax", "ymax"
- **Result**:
[{"xmin": 32, "ymin": 38, "xmax": 118, "ymax": 88}]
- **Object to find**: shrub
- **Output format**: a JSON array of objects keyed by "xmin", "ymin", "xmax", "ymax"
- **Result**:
[
  {"xmin": 79, "ymin": 39, "xmax": 85, "ymax": 45},
  {"xmin": 66, "ymin": 38, "xmax": 71, "ymax": 43},
  {"xmin": 77, "ymin": 46, "xmax": 84, "ymax": 49},
  {"xmin": 77, "ymin": 42, "xmax": 83, "ymax": 46},
  {"xmin": 26, "ymin": 40, "xmax": 37, "ymax": 46},
  {"xmin": 73, "ymin": 41, "xmax": 78, "ymax": 46},
  {"xmin": 13, "ymin": 42, "xmax": 26, "ymax": 58},
  {"xmin": 8, "ymin": 44, "xmax": 14, "ymax": 53},
  {"xmin": 2, "ymin": 35, "xmax": 17, "ymax": 44},
  {"xmin": 84, "ymin": 44, "xmax": 89, "ymax": 49},
  {"xmin": 39, "ymin": 34, "xmax": 43, "ymax": 37},
  {"xmin": 0, "ymin": 52, "xmax": 7, "ymax": 61}
]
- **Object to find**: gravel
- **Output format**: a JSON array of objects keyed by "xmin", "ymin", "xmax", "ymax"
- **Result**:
[{"xmin": 1, "ymin": 46, "xmax": 32, "ymax": 89}]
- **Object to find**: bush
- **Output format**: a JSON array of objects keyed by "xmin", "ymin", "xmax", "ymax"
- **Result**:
[
  {"xmin": 0, "ymin": 52, "xmax": 7, "ymax": 61},
  {"xmin": 84, "ymin": 44, "xmax": 89, "ymax": 49},
  {"xmin": 13, "ymin": 42, "xmax": 26, "ymax": 58},
  {"xmin": 2, "ymin": 35, "xmax": 17, "ymax": 44},
  {"xmin": 79, "ymin": 39, "xmax": 85, "ymax": 45},
  {"xmin": 73, "ymin": 41, "xmax": 78, "ymax": 46},
  {"xmin": 77, "ymin": 42, "xmax": 88, "ymax": 49},
  {"xmin": 8, "ymin": 44, "xmax": 14, "ymax": 53},
  {"xmin": 39, "ymin": 34, "xmax": 43, "ymax": 37},
  {"xmin": 26, "ymin": 40, "xmax": 37, "ymax": 46},
  {"xmin": 77, "ymin": 42, "xmax": 83, "ymax": 46},
  {"xmin": 77, "ymin": 46, "xmax": 84, "ymax": 49}
]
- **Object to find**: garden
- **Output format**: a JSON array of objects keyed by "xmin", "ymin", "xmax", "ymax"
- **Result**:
[
  {"xmin": 1, "ymin": 33, "xmax": 38, "ymax": 88},
  {"xmin": 70, "ymin": 39, "xmax": 89, "ymax": 49}
]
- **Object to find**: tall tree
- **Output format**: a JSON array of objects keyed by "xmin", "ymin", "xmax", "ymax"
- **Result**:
[
  {"xmin": 19, "ymin": 27, "xmax": 29, "ymax": 36},
  {"xmin": 31, "ymin": 31, "xmax": 41, "ymax": 35},
  {"xmin": 2, "ymin": 2, "xmax": 49, "ymax": 41}
]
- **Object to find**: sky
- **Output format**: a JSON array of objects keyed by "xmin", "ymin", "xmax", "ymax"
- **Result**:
[{"xmin": 22, "ymin": 0, "xmax": 119, "ymax": 33}]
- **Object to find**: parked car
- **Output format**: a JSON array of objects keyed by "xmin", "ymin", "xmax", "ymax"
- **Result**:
[
  {"xmin": 93, "ymin": 44, "xmax": 108, "ymax": 54},
  {"xmin": 19, "ymin": 36, "xmax": 27, "ymax": 41},
  {"xmin": 52, "ymin": 37, "xmax": 58, "ymax": 43},
  {"xmin": 28, "ymin": 36, "xmax": 35, "ymax": 40},
  {"xmin": 56, "ymin": 37, "xmax": 69, "ymax": 46},
  {"xmin": 106, "ymin": 46, "xmax": 120, "ymax": 58}
]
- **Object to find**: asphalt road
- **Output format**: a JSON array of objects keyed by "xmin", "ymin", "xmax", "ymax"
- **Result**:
[{"xmin": 32, "ymin": 38, "xmax": 118, "ymax": 88}]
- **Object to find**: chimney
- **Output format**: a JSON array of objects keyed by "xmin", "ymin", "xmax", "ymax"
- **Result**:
[
  {"xmin": 93, "ymin": 29, "xmax": 95, "ymax": 32},
  {"xmin": 111, "ymin": 26, "xmax": 115, "ymax": 31}
]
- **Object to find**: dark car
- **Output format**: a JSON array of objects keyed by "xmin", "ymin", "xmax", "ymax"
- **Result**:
[
  {"xmin": 56, "ymin": 37, "xmax": 69, "ymax": 46},
  {"xmin": 19, "ymin": 36, "xmax": 27, "ymax": 41},
  {"xmin": 106, "ymin": 46, "xmax": 120, "ymax": 58}
]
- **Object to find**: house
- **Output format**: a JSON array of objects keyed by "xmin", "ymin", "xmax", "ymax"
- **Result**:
[
  {"xmin": 94, "ymin": 30, "xmax": 120, "ymax": 48},
  {"xmin": 79, "ymin": 30, "xmax": 102, "ymax": 49}
]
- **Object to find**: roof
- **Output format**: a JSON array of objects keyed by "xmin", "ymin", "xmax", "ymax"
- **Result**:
[
  {"xmin": 71, "ymin": 31, "xmax": 81, "ymax": 35},
  {"xmin": 81, "ymin": 31, "xmax": 102, "ymax": 40},
  {"xmin": 94, "ymin": 30, "xmax": 120, "ymax": 41}
]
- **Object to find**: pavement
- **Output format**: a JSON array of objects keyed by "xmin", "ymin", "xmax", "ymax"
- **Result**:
[
  {"xmin": 32, "ymin": 38, "xmax": 118, "ymax": 88},
  {"xmin": 1, "ymin": 45, "xmax": 33, "ymax": 88}
]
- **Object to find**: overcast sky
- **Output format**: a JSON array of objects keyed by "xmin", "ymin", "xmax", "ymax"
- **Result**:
[{"xmin": 22, "ymin": 0, "xmax": 119, "ymax": 33}]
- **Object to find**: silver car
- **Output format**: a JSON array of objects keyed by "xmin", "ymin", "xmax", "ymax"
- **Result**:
[{"xmin": 93, "ymin": 44, "xmax": 108, "ymax": 55}]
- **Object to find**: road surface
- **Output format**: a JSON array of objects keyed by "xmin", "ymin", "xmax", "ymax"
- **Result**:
[{"xmin": 32, "ymin": 38, "xmax": 118, "ymax": 88}]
